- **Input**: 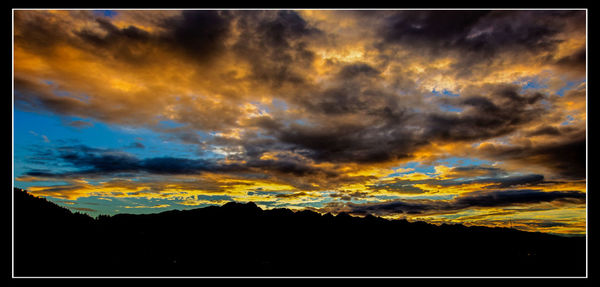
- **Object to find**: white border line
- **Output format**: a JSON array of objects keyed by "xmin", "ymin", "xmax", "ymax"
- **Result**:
[
  {"xmin": 11, "ymin": 8, "xmax": 589, "ymax": 280},
  {"xmin": 12, "ymin": 8, "xmax": 15, "ymax": 279},
  {"xmin": 585, "ymin": 7, "xmax": 589, "ymax": 279},
  {"xmin": 10, "ymin": 8, "xmax": 589, "ymax": 10}
]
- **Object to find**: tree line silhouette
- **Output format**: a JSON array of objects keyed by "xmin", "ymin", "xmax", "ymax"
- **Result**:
[{"xmin": 13, "ymin": 188, "xmax": 586, "ymax": 277}]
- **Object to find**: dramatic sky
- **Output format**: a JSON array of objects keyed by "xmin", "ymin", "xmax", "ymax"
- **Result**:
[{"xmin": 13, "ymin": 9, "xmax": 586, "ymax": 235}]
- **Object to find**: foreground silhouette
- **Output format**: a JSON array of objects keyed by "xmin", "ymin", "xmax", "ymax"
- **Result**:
[{"xmin": 13, "ymin": 188, "xmax": 585, "ymax": 277}]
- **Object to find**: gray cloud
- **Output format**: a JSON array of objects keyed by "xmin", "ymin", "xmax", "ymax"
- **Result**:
[
  {"xmin": 14, "ymin": 10, "xmax": 587, "ymax": 194},
  {"xmin": 327, "ymin": 189, "xmax": 585, "ymax": 216}
]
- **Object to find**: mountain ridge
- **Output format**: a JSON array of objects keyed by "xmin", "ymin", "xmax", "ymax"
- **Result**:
[{"xmin": 13, "ymin": 188, "xmax": 586, "ymax": 277}]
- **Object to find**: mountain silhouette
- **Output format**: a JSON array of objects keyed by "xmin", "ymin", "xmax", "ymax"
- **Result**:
[{"xmin": 13, "ymin": 188, "xmax": 586, "ymax": 277}]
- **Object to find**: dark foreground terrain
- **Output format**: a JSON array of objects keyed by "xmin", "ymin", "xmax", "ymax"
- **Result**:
[{"xmin": 13, "ymin": 188, "xmax": 585, "ymax": 277}]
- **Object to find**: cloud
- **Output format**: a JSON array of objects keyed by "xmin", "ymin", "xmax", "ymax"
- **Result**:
[
  {"xmin": 15, "ymin": 77, "xmax": 89, "ymax": 118},
  {"xmin": 554, "ymin": 47, "xmax": 586, "ymax": 73},
  {"xmin": 14, "ymin": 10, "xmax": 583, "ymax": 169},
  {"xmin": 454, "ymin": 189, "xmax": 584, "ymax": 208},
  {"xmin": 367, "ymin": 167, "xmax": 547, "ymax": 195},
  {"xmin": 274, "ymin": 191, "xmax": 309, "ymax": 199},
  {"xmin": 487, "ymin": 174, "xmax": 545, "ymax": 188},
  {"xmin": 228, "ymin": 10, "xmax": 322, "ymax": 90},
  {"xmin": 425, "ymin": 84, "xmax": 546, "ymax": 142},
  {"xmin": 13, "ymin": 10, "xmax": 586, "ymax": 233},
  {"xmin": 124, "ymin": 204, "xmax": 170, "ymax": 209},
  {"xmin": 476, "ymin": 136, "xmax": 586, "ymax": 179},
  {"xmin": 25, "ymin": 145, "xmax": 222, "ymax": 176},
  {"xmin": 378, "ymin": 11, "xmax": 584, "ymax": 68},
  {"xmin": 125, "ymin": 142, "xmax": 145, "ymax": 149},
  {"xmin": 28, "ymin": 130, "xmax": 50, "ymax": 143},
  {"xmin": 65, "ymin": 120, "xmax": 94, "ymax": 129},
  {"xmin": 325, "ymin": 189, "xmax": 585, "ymax": 216},
  {"xmin": 23, "ymin": 144, "xmax": 342, "ymax": 185},
  {"xmin": 158, "ymin": 10, "xmax": 232, "ymax": 63},
  {"xmin": 75, "ymin": 17, "xmax": 153, "ymax": 64},
  {"xmin": 70, "ymin": 207, "xmax": 98, "ymax": 212}
]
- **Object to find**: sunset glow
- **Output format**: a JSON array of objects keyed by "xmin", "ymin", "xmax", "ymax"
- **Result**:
[{"xmin": 13, "ymin": 9, "xmax": 586, "ymax": 235}]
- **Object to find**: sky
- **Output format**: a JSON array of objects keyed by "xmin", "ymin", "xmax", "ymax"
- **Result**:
[{"xmin": 13, "ymin": 9, "xmax": 586, "ymax": 235}]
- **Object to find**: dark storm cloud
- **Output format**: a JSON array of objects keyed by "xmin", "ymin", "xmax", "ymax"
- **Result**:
[
  {"xmin": 14, "ymin": 10, "xmax": 77, "ymax": 53},
  {"xmin": 380, "ymin": 10, "xmax": 491, "ymax": 49},
  {"xmin": 159, "ymin": 10, "xmax": 232, "ymax": 63},
  {"xmin": 254, "ymin": 10, "xmax": 318, "ymax": 48},
  {"xmin": 14, "ymin": 10, "xmax": 318, "ymax": 75},
  {"xmin": 426, "ymin": 85, "xmax": 546, "ymax": 142},
  {"xmin": 232, "ymin": 10, "xmax": 320, "ymax": 88},
  {"xmin": 253, "ymin": 83, "xmax": 548, "ymax": 165},
  {"xmin": 24, "ymin": 170, "xmax": 61, "ymax": 178},
  {"xmin": 21, "ymin": 145, "xmax": 218, "ymax": 177},
  {"xmin": 306, "ymin": 87, "xmax": 397, "ymax": 116},
  {"xmin": 329, "ymin": 191, "xmax": 373, "ymax": 200},
  {"xmin": 55, "ymin": 145, "xmax": 143, "ymax": 173},
  {"xmin": 77, "ymin": 17, "xmax": 151, "ymax": 47},
  {"xmin": 379, "ymin": 10, "xmax": 581, "ymax": 57},
  {"xmin": 338, "ymin": 63, "xmax": 381, "ymax": 79},
  {"xmin": 454, "ymin": 189, "xmax": 585, "ymax": 208},
  {"xmin": 13, "ymin": 10, "xmax": 586, "ymax": 233},
  {"xmin": 139, "ymin": 157, "xmax": 220, "ymax": 174},
  {"xmin": 16, "ymin": 10, "xmax": 234, "ymax": 67},
  {"xmin": 367, "ymin": 169, "xmax": 547, "ymax": 194},
  {"xmin": 344, "ymin": 199, "xmax": 444, "ymax": 215},
  {"xmin": 245, "ymin": 157, "xmax": 336, "ymax": 177},
  {"xmin": 14, "ymin": 77, "xmax": 90, "ymax": 117},
  {"xmin": 527, "ymin": 126, "xmax": 563, "ymax": 136},
  {"xmin": 23, "ymin": 144, "xmax": 342, "ymax": 180},
  {"xmin": 15, "ymin": 10, "xmax": 161, "ymax": 66},
  {"xmin": 245, "ymin": 60, "xmax": 422, "ymax": 163},
  {"xmin": 487, "ymin": 174, "xmax": 545, "ymax": 188},
  {"xmin": 72, "ymin": 11, "xmax": 235, "ymax": 65},
  {"xmin": 272, "ymin": 121, "xmax": 418, "ymax": 163},
  {"xmin": 338, "ymin": 189, "xmax": 585, "ymax": 216},
  {"xmin": 478, "ymin": 136, "xmax": 586, "ymax": 179},
  {"xmin": 554, "ymin": 47, "xmax": 586, "ymax": 75},
  {"xmin": 75, "ymin": 17, "xmax": 154, "ymax": 64},
  {"xmin": 15, "ymin": 10, "xmax": 577, "ymax": 172},
  {"xmin": 295, "ymin": 62, "xmax": 401, "ymax": 118}
]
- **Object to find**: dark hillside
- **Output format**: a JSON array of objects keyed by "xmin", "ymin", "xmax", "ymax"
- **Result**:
[{"xmin": 13, "ymin": 188, "xmax": 586, "ymax": 277}]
